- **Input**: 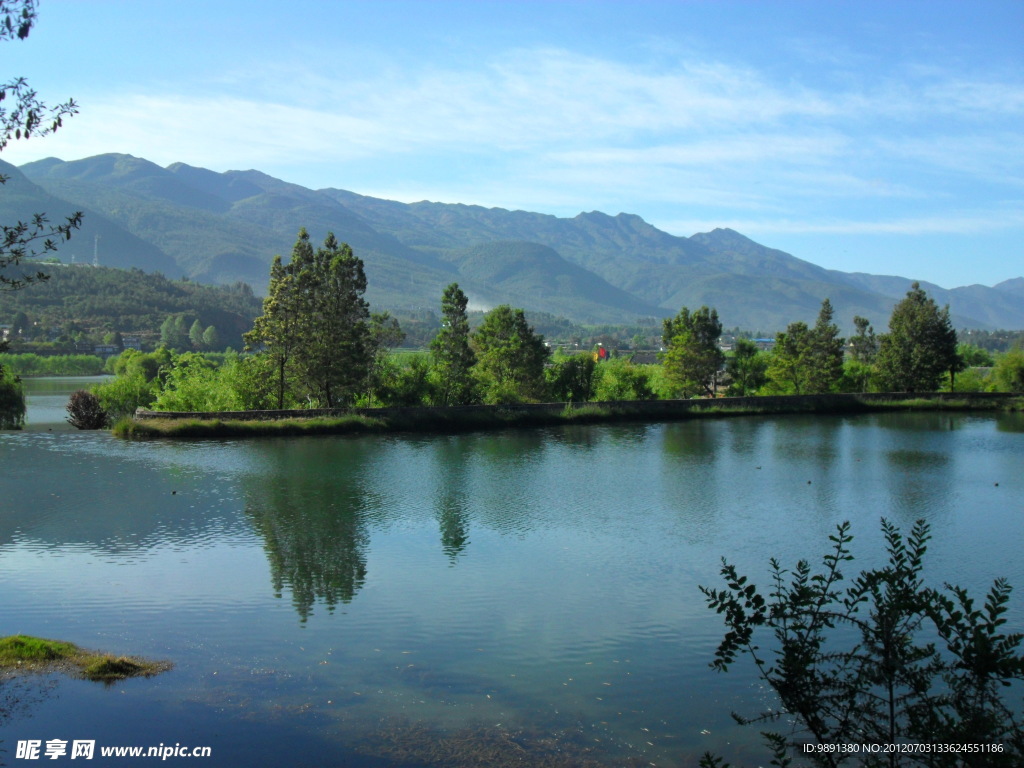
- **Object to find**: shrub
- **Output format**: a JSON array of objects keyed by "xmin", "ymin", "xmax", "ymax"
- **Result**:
[
  {"xmin": 66, "ymin": 390, "xmax": 110, "ymax": 430},
  {"xmin": 0, "ymin": 368, "xmax": 26, "ymax": 429},
  {"xmin": 700, "ymin": 519, "xmax": 1024, "ymax": 767}
]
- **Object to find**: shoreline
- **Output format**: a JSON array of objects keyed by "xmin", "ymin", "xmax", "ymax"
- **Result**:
[{"xmin": 116, "ymin": 392, "xmax": 1023, "ymax": 439}]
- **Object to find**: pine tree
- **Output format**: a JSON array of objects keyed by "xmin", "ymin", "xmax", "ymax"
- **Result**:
[
  {"xmin": 805, "ymin": 298, "xmax": 845, "ymax": 394},
  {"xmin": 430, "ymin": 283, "xmax": 477, "ymax": 405},
  {"xmin": 877, "ymin": 283, "xmax": 961, "ymax": 392},
  {"xmin": 291, "ymin": 232, "xmax": 372, "ymax": 408},
  {"xmin": 244, "ymin": 232, "xmax": 309, "ymax": 408}
]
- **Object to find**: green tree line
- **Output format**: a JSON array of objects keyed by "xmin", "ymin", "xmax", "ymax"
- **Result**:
[{"xmin": 62, "ymin": 235, "xmax": 1023, "ymax": 427}]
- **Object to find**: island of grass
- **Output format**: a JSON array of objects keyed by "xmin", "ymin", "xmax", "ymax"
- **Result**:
[
  {"xmin": 0, "ymin": 635, "xmax": 172, "ymax": 682},
  {"xmin": 115, "ymin": 392, "xmax": 1024, "ymax": 439}
]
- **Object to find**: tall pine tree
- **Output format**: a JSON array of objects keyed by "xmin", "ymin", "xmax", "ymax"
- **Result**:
[{"xmin": 430, "ymin": 283, "xmax": 477, "ymax": 405}]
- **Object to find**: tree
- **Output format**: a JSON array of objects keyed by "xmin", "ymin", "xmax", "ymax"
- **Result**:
[
  {"xmin": 547, "ymin": 353, "xmax": 598, "ymax": 403},
  {"xmin": 1, "ymin": 0, "xmax": 82, "ymax": 290},
  {"xmin": 201, "ymin": 324, "xmax": 220, "ymax": 351},
  {"xmin": 725, "ymin": 338, "xmax": 767, "ymax": 396},
  {"xmin": 844, "ymin": 315, "xmax": 879, "ymax": 393},
  {"xmin": 989, "ymin": 348, "xmax": 1024, "ymax": 393},
  {"xmin": 471, "ymin": 305, "xmax": 549, "ymax": 404},
  {"xmin": 0, "ymin": 360, "xmax": 24, "ymax": 428},
  {"xmin": 766, "ymin": 300, "xmax": 845, "ymax": 395},
  {"xmin": 700, "ymin": 519, "xmax": 1024, "ymax": 768},
  {"xmin": 805, "ymin": 298, "xmax": 845, "ymax": 394},
  {"xmin": 244, "ymin": 237, "xmax": 307, "ymax": 409},
  {"xmin": 430, "ymin": 283, "xmax": 477, "ymax": 406},
  {"xmin": 877, "ymin": 283, "xmax": 961, "ymax": 393},
  {"xmin": 849, "ymin": 315, "xmax": 878, "ymax": 365},
  {"xmin": 290, "ymin": 232, "xmax": 372, "ymax": 408},
  {"xmin": 766, "ymin": 322, "xmax": 809, "ymax": 394},
  {"xmin": 661, "ymin": 305, "xmax": 724, "ymax": 398},
  {"xmin": 159, "ymin": 315, "xmax": 189, "ymax": 351},
  {"xmin": 188, "ymin": 318, "xmax": 205, "ymax": 350},
  {"xmin": 10, "ymin": 309, "xmax": 28, "ymax": 334},
  {"xmin": 365, "ymin": 311, "xmax": 406, "ymax": 404},
  {"xmin": 65, "ymin": 389, "xmax": 109, "ymax": 430}
]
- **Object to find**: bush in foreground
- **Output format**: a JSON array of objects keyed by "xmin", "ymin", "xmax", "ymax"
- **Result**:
[{"xmin": 700, "ymin": 519, "xmax": 1024, "ymax": 767}]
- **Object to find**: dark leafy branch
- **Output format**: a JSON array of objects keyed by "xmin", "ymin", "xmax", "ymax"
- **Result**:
[
  {"xmin": 700, "ymin": 519, "xmax": 1024, "ymax": 768},
  {"xmin": 0, "ymin": 0, "xmax": 82, "ymax": 289}
]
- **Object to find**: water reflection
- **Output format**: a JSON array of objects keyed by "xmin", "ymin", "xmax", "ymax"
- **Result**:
[
  {"xmin": 430, "ymin": 438, "xmax": 472, "ymax": 563},
  {"xmin": 243, "ymin": 439, "xmax": 372, "ymax": 620}
]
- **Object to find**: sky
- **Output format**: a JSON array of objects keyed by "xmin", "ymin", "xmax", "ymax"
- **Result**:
[{"xmin": 3, "ymin": 0, "xmax": 1022, "ymax": 289}]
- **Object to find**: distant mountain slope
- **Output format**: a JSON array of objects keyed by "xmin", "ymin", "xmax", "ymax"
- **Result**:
[
  {"xmin": 440, "ymin": 241, "xmax": 664, "ymax": 320},
  {"xmin": 0, "ymin": 160, "xmax": 179, "ymax": 277},
  {"xmin": 12, "ymin": 153, "xmax": 1023, "ymax": 330}
]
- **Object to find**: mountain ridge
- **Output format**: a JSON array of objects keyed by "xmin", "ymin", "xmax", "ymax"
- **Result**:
[{"xmin": 7, "ymin": 153, "xmax": 1022, "ymax": 331}]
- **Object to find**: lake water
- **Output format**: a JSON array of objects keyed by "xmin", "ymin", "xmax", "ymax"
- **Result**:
[{"xmin": 1, "ymin": 378, "xmax": 1022, "ymax": 767}]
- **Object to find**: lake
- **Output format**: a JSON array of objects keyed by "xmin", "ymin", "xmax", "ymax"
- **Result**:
[{"xmin": 2, "ymin": 378, "xmax": 1022, "ymax": 766}]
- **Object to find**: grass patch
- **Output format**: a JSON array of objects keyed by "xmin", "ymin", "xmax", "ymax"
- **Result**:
[
  {"xmin": 116, "ymin": 394, "xmax": 1024, "ymax": 440},
  {"xmin": 0, "ymin": 635, "xmax": 171, "ymax": 682},
  {"xmin": 0, "ymin": 635, "xmax": 77, "ymax": 664},
  {"xmin": 113, "ymin": 414, "xmax": 387, "ymax": 439}
]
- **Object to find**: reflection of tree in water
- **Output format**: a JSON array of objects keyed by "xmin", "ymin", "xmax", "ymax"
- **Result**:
[
  {"xmin": 431, "ymin": 437, "xmax": 473, "ymax": 564},
  {"xmin": 244, "ymin": 441, "xmax": 372, "ymax": 621},
  {"xmin": 438, "ymin": 496, "xmax": 469, "ymax": 563},
  {"xmin": 248, "ymin": 499, "xmax": 367, "ymax": 621}
]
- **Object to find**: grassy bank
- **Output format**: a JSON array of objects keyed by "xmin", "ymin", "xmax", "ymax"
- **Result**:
[
  {"xmin": 114, "ymin": 393, "xmax": 1024, "ymax": 439},
  {"xmin": 0, "ymin": 635, "xmax": 172, "ymax": 682}
]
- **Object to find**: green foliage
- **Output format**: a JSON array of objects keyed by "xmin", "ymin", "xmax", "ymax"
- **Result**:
[
  {"xmin": 65, "ymin": 389, "xmax": 109, "ymax": 429},
  {"xmin": 661, "ymin": 305, "xmax": 724, "ymax": 398},
  {"xmin": 152, "ymin": 352, "xmax": 238, "ymax": 412},
  {"xmin": 246, "ymin": 230, "xmax": 375, "ymax": 409},
  {"xmin": 725, "ymin": 338, "xmax": 767, "ymax": 396},
  {"xmin": 958, "ymin": 343, "xmax": 995, "ymax": 368},
  {"xmin": 201, "ymin": 324, "xmax": 220, "ymax": 350},
  {"xmin": 877, "ymin": 283, "xmax": 962, "ymax": 393},
  {"xmin": 0, "ymin": 362, "xmax": 25, "ymax": 427},
  {"xmin": 430, "ymin": 282, "xmax": 477, "ymax": 406},
  {"xmin": 372, "ymin": 353, "xmax": 435, "ymax": 407},
  {"xmin": 700, "ymin": 519, "xmax": 1024, "ymax": 767},
  {"xmin": 0, "ymin": 352, "xmax": 104, "ymax": 375},
  {"xmin": 244, "ymin": 249, "xmax": 300, "ymax": 408},
  {"xmin": 92, "ymin": 348, "xmax": 171, "ymax": 417},
  {"xmin": 546, "ymin": 352, "xmax": 598, "ymax": 402},
  {"xmin": 837, "ymin": 358, "xmax": 880, "ymax": 393},
  {"xmin": 989, "ymin": 349, "xmax": 1024, "ymax": 393},
  {"xmin": 188, "ymin": 317, "xmax": 205, "ymax": 349},
  {"xmin": 943, "ymin": 366, "xmax": 989, "ymax": 393},
  {"xmin": 806, "ymin": 298, "xmax": 845, "ymax": 393},
  {"xmin": 765, "ymin": 300, "xmax": 845, "ymax": 395},
  {"xmin": 594, "ymin": 358, "xmax": 656, "ymax": 401},
  {"xmin": 0, "ymin": 265, "xmax": 260, "ymax": 348},
  {"xmin": 849, "ymin": 315, "xmax": 878, "ymax": 365},
  {"xmin": 471, "ymin": 305, "xmax": 550, "ymax": 404}
]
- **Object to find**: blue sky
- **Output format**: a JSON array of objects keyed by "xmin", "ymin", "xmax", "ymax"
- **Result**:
[{"xmin": 4, "ymin": 0, "xmax": 1022, "ymax": 289}]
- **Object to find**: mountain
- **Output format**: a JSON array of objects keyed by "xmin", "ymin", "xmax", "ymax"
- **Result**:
[
  {"xmin": 0, "ymin": 159, "xmax": 179, "ymax": 277},
  {"xmin": 12, "ymin": 153, "xmax": 1024, "ymax": 331}
]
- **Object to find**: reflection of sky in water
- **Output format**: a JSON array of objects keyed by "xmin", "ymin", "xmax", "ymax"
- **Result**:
[{"xmin": 1, "ymin": 399, "xmax": 1022, "ymax": 767}]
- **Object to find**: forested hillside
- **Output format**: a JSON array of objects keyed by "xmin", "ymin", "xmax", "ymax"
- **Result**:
[{"xmin": 0, "ymin": 264, "xmax": 262, "ymax": 349}]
